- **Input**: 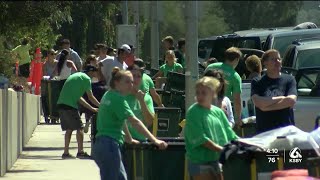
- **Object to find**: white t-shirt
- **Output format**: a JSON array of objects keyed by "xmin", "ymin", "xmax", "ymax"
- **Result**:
[
  {"xmin": 221, "ymin": 96, "xmax": 235, "ymax": 128},
  {"xmin": 100, "ymin": 57, "xmax": 128, "ymax": 87}
]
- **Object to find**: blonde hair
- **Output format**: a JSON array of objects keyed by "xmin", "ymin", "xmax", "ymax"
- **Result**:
[
  {"xmin": 165, "ymin": 50, "xmax": 177, "ymax": 62},
  {"xmin": 109, "ymin": 67, "xmax": 131, "ymax": 89},
  {"xmin": 195, "ymin": 76, "xmax": 220, "ymax": 98}
]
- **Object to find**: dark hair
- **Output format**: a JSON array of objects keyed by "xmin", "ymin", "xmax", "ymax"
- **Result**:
[
  {"xmin": 61, "ymin": 39, "xmax": 70, "ymax": 45},
  {"xmin": 207, "ymin": 57, "xmax": 218, "ymax": 65},
  {"xmin": 109, "ymin": 67, "xmax": 131, "ymax": 89},
  {"xmin": 127, "ymin": 64, "xmax": 144, "ymax": 75},
  {"xmin": 133, "ymin": 58, "xmax": 145, "ymax": 69},
  {"xmin": 22, "ymin": 38, "xmax": 29, "ymax": 45},
  {"xmin": 83, "ymin": 54, "xmax": 96, "ymax": 69},
  {"xmin": 204, "ymin": 69, "xmax": 227, "ymax": 99},
  {"xmin": 89, "ymin": 49, "xmax": 95, "ymax": 55},
  {"xmin": 57, "ymin": 49, "xmax": 69, "ymax": 75},
  {"xmin": 261, "ymin": 49, "xmax": 279, "ymax": 64},
  {"xmin": 225, "ymin": 47, "xmax": 242, "ymax": 62},
  {"xmin": 107, "ymin": 47, "xmax": 115, "ymax": 55},
  {"xmin": 177, "ymin": 38, "xmax": 185, "ymax": 49}
]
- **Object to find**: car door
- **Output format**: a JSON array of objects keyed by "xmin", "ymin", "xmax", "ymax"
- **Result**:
[{"xmin": 294, "ymin": 68, "xmax": 320, "ymax": 132}]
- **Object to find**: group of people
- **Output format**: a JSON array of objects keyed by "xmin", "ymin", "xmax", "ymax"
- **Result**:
[{"xmin": 11, "ymin": 34, "xmax": 297, "ymax": 180}]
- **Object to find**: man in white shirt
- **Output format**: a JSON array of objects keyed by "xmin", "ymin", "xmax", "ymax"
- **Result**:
[
  {"xmin": 99, "ymin": 44, "xmax": 130, "ymax": 88},
  {"xmin": 56, "ymin": 39, "xmax": 82, "ymax": 72},
  {"xmin": 96, "ymin": 44, "xmax": 114, "ymax": 62}
]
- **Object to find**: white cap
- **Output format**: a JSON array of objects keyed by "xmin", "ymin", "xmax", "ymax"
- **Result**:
[{"xmin": 120, "ymin": 44, "xmax": 131, "ymax": 53}]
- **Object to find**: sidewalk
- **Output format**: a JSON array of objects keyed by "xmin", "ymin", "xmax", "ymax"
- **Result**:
[{"xmin": 2, "ymin": 118, "xmax": 100, "ymax": 180}]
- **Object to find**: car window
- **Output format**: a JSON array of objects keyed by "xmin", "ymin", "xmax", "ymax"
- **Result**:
[
  {"xmin": 272, "ymin": 36, "xmax": 299, "ymax": 56},
  {"xmin": 295, "ymin": 48, "xmax": 320, "ymax": 69},
  {"xmin": 297, "ymin": 71, "xmax": 320, "ymax": 96}
]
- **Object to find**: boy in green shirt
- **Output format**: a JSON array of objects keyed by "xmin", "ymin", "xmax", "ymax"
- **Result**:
[
  {"xmin": 205, "ymin": 47, "xmax": 243, "ymax": 127},
  {"xmin": 185, "ymin": 76, "xmax": 237, "ymax": 179},
  {"xmin": 57, "ymin": 66, "xmax": 100, "ymax": 159}
]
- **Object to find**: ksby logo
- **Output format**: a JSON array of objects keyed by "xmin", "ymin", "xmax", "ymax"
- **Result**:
[{"xmin": 289, "ymin": 147, "xmax": 302, "ymax": 163}]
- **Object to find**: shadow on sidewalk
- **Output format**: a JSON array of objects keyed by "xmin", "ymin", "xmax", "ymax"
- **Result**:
[
  {"xmin": 23, "ymin": 147, "xmax": 79, "ymax": 151},
  {"xmin": 19, "ymin": 154, "xmax": 61, "ymax": 160},
  {"xmin": 7, "ymin": 169, "xmax": 47, "ymax": 173}
]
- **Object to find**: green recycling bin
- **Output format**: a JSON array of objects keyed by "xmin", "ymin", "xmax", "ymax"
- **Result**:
[
  {"xmin": 152, "ymin": 107, "xmax": 182, "ymax": 137},
  {"xmin": 223, "ymin": 149, "xmax": 316, "ymax": 180},
  {"xmin": 124, "ymin": 137, "xmax": 187, "ymax": 180},
  {"xmin": 234, "ymin": 122, "xmax": 257, "ymax": 138},
  {"xmin": 307, "ymin": 157, "xmax": 320, "ymax": 178}
]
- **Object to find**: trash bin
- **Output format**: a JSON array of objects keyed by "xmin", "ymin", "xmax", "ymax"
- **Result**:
[
  {"xmin": 152, "ymin": 107, "xmax": 182, "ymax": 137},
  {"xmin": 307, "ymin": 157, "xmax": 320, "ymax": 178},
  {"xmin": 234, "ymin": 122, "xmax": 257, "ymax": 138},
  {"xmin": 223, "ymin": 149, "xmax": 317, "ymax": 180},
  {"xmin": 41, "ymin": 79, "xmax": 66, "ymax": 123},
  {"xmin": 124, "ymin": 137, "xmax": 187, "ymax": 180}
]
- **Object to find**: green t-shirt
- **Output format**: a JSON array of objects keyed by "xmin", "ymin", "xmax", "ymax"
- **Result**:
[
  {"xmin": 12, "ymin": 44, "xmax": 32, "ymax": 65},
  {"xmin": 139, "ymin": 73, "xmax": 155, "ymax": 93},
  {"xmin": 206, "ymin": 62, "xmax": 242, "ymax": 101},
  {"xmin": 57, "ymin": 72, "xmax": 92, "ymax": 109},
  {"xmin": 184, "ymin": 103, "xmax": 238, "ymax": 163},
  {"xmin": 125, "ymin": 93, "xmax": 154, "ymax": 141},
  {"xmin": 160, "ymin": 62, "xmax": 183, "ymax": 77},
  {"xmin": 96, "ymin": 90, "xmax": 135, "ymax": 144}
]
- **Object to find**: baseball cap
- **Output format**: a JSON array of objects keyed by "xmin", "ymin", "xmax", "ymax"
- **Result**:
[
  {"xmin": 120, "ymin": 44, "xmax": 131, "ymax": 53},
  {"xmin": 82, "ymin": 65, "xmax": 98, "ymax": 73}
]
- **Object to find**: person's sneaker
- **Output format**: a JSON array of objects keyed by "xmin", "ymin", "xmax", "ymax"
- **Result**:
[
  {"xmin": 84, "ymin": 121, "xmax": 90, "ymax": 133},
  {"xmin": 62, "ymin": 153, "xmax": 76, "ymax": 159},
  {"xmin": 76, "ymin": 151, "xmax": 91, "ymax": 159}
]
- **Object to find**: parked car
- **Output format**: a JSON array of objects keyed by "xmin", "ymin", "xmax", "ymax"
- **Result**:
[
  {"xmin": 282, "ymin": 38, "xmax": 320, "ymax": 69},
  {"xmin": 292, "ymin": 67, "xmax": 320, "ymax": 132},
  {"xmin": 263, "ymin": 28, "xmax": 320, "ymax": 57}
]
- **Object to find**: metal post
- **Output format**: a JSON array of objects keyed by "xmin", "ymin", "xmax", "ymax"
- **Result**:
[
  {"xmin": 133, "ymin": 1, "xmax": 140, "ymax": 57},
  {"xmin": 150, "ymin": 1, "xmax": 159, "ymax": 69},
  {"xmin": 122, "ymin": 1, "xmax": 128, "ymax": 25},
  {"xmin": 185, "ymin": 1, "xmax": 199, "ymax": 110}
]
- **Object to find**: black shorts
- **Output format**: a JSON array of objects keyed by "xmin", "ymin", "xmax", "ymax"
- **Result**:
[
  {"xmin": 18, "ymin": 63, "xmax": 30, "ymax": 78},
  {"xmin": 58, "ymin": 107, "xmax": 83, "ymax": 131}
]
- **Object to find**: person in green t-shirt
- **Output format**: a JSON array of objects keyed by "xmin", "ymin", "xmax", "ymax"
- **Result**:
[
  {"xmin": 184, "ymin": 76, "xmax": 238, "ymax": 180},
  {"xmin": 126, "ymin": 64, "xmax": 155, "ymax": 141},
  {"xmin": 134, "ymin": 59, "xmax": 164, "ymax": 107},
  {"xmin": 152, "ymin": 50, "xmax": 183, "ymax": 88},
  {"xmin": 11, "ymin": 37, "xmax": 33, "ymax": 78},
  {"xmin": 92, "ymin": 67, "xmax": 167, "ymax": 180},
  {"xmin": 205, "ymin": 47, "xmax": 243, "ymax": 127},
  {"xmin": 57, "ymin": 66, "xmax": 100, "ymax": 159}
]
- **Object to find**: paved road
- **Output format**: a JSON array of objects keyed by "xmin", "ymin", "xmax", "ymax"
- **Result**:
[{"xmin": 2, "ymin": 120, "xmax": 100, "ymax": 180}]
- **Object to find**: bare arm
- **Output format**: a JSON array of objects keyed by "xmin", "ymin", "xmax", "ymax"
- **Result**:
[
  {"xmin": 86, "ymin": 90, "xmax": 100, "ymax": 107},
  {"xmin": 233, "ymin": 93, "xmax": 242, "ymax": 123},
  {"xmin": 136, "ymin": 91, "xmax": 154, "ymax": 127},
  {"xmin": 123, "ymin": 122, "xmax": 133, "ymax": 143},
  {"xmin": 67, "ymin": 60, "xmax": 78, "ymax": 72},
  {"xmin": 152, "ymin": 71, "xmax": 163, "ymax": 79},
  {"xmin": 78, "ymin": 97, "xmax": 98, "ymax": 112},
  {"xmin": 260, "ymin": 95, "xmax": 297, "ymax": 111},
  {"xmin": 252, "ymin": 94, "xmax": 284, "ymax": 109},
  {"xmin": 149, "ymin": 88, "xmax": 164, "ymax": 107},
  {"xmin": 203, "ymin": 140, "xmax": 223, "ymax": 152}
]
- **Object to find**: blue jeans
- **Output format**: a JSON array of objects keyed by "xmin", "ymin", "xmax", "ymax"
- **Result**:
[{"xmin": 92, "ymin": 136, "xmax": 127, "ymax": 180}]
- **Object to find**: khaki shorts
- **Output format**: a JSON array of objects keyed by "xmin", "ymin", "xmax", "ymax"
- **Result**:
[{"xmin": 59, "ymin": 108, "xmax": 83, "ymax": 131}]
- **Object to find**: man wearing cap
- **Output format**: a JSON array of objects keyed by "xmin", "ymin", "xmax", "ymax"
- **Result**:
[
  {"xmin": 125, "ymin": 44, "xmax": 136, "ymax": 67},
  {"xmin": 99, "ymin": 44, "xmax": 130, "ymax": 88},
  {"xmin": 57, "ymin": 65, "xmax": 100, "ymax": 159}
]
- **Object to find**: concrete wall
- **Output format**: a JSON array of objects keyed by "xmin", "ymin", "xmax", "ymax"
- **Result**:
[{"xmin": 0, "ymin": 89, "xmax": 40, "ymax": 176}]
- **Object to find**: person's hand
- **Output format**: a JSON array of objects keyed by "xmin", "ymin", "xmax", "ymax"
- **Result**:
[
  {"xmin": 135, "ymin": 90, "xmax": 145, "ymax": 101},
  {"xmin": 159, "ymin": 104, "xmax": 165, "ymax": 108},
  {"xmin": 153, "ymin": 139, "xmax": 168, "ymax": 150},
  {"xmin": 131, "ymin": 139, "xmax": 140, "ymax": 145},
  {"xmin": 92, "ymin": 108, "xmax": 99, "ymax": 113},
  {"xmin": 235, "ymin": 118, "xmax": 243, "ymax": 128}
]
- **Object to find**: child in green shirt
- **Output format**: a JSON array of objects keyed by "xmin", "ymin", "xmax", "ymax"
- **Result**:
[
  {"xmin": 184, "ymin": 76, "xmax": 238, "ymax": 180},
  {"xmin": 92, "ymin": 67, "xmax": 167, "ymax": 180}
]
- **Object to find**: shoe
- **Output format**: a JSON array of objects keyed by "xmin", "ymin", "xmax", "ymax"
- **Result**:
[
  {"xmin": 84, "ymin": 121, "xmax": 90, "ymax": 133},
  {"xmin": 76, "ymin": 151, "xmax": 91, "ymax": 159},
  {"xmin": 62, "ymin": 153, "xmax": 76, "ymax": 159}
]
